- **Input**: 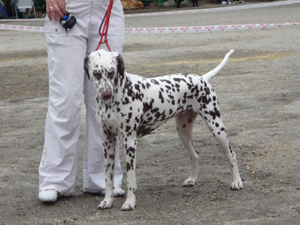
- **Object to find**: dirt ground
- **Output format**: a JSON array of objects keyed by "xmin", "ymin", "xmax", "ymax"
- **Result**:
[{"xmin": 1, "ymin": 1, "xmax": 300, "ymax": 224}]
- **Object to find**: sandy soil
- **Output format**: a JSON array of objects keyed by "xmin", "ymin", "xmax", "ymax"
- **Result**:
[{"xmin": 0, "ymin": 2, "xmax": 300, "ymax": 224}]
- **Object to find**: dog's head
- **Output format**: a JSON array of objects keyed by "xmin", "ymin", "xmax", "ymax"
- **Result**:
[{"xmin": 84, "ymin": 49, "xmax": 124, "ymax": 100}]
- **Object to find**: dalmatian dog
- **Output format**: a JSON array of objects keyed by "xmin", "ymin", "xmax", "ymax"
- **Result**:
[{"xmin": 84, "ymin": 49, "xmax": 243, "ymax": 211}]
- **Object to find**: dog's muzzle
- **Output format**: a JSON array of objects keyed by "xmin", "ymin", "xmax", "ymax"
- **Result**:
[{"xmin": 101, "ymin": 90, "xmax": 112, "ymax": 100}]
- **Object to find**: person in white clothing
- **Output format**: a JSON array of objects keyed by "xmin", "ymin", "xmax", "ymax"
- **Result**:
[{"xmin": 38, "ymin": 0, "xmax": 125, "ymax": 202}]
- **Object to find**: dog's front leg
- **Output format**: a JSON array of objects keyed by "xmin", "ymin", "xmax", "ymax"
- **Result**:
[
  {"xmin": 98, "ymin": 135, "xmax": 117, "ymax": 210},
  {"xmin": 121, "ymin": 137, "xmax": 137, "ymax": 211}
]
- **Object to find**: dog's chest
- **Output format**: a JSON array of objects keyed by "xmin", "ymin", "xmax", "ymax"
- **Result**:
[
  {"xmin": 96, "ymin": 99, "xmax": 140, "ymax": 133},
  {"xmin": 96, "ymin": 103, "xmax": 119, "ymax": 135}
]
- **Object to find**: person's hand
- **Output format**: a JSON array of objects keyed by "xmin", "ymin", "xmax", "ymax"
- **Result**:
[{"xmin": 46, "ymin": 0, "xmax": 67, "ymax": 21}]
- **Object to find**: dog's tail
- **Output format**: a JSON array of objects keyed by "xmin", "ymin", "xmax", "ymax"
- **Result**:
[{"xmin": 202, "ymin": 49, "xmax": 234, "ymax": 82}]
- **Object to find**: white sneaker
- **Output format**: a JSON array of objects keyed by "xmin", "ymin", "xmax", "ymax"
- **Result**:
[
  {"xmin": 38, "ymin": 190, "xmax": 58, "ymax": 202},
  {"xmin": 113, "ymin": 187, "xmax": 126, "ymax": 197}
]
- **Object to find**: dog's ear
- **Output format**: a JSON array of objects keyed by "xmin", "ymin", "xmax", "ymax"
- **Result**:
[
  {"xmin": 84, "ymin": 54, "xmax": 90, "ymax": 80},
  {"xmin": 116, "ymin": 54, "xmax": 125, "ymax": 77}
]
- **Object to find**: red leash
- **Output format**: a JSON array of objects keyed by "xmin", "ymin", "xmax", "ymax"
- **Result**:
[{"xmin": 95, "ymin": 0, "xmax": 114, "ymax": 51}]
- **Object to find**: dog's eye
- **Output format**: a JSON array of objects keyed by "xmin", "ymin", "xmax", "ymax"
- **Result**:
[
  {"xmin": 107, "ymin": 72, "xmax": 114, "ymax": 79},
  {"xmin": 93, "ymin": 72, "xmax": 102, "ymax": 80}
]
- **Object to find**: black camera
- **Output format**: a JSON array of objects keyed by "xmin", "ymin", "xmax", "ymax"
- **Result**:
[{"xmin": 60, "ymin": 12, "xmax": 76, "ymax": 33}]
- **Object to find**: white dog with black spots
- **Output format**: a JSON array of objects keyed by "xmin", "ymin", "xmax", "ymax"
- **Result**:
[{"xmin": 84, "ymin": 49, "xmax": 243, "ymax": 211}]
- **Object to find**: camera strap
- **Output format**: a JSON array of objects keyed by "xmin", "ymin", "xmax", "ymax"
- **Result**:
[{"xmin": 95, "ymin": 0, "xmax": 114, "ymax": 51}]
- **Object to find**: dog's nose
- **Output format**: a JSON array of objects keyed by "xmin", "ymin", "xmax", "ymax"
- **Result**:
[{"xmin": 101, "ymin": 91, "xmax": 112, "ymax": 100}]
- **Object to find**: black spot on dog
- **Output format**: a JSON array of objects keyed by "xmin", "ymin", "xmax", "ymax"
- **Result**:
[
  {"xmin": 125, "ymin": 125, "xmax": 131, "ymax": 133},
  {"xmin": 150, "ymin": 79, "xmax": 159, "ymax": 85},
  {"xmin": 209, "ymin": 108, "xmax": 221, "ymax": 120}
]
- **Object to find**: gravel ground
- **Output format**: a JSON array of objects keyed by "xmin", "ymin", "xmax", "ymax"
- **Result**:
[{"xmin": 0, "ymin": 1, "xmax": 300, "ymax": 224}]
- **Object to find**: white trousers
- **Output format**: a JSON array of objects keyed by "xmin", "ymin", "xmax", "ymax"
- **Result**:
[{"xmin": 39, "ymin": 0, "xmax": 125, "ymax": 195}]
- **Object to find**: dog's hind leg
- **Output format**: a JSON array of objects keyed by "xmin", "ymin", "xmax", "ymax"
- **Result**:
[
  {"xmin": 175, "ymin": 110, "xmax": 199, "ymax": 186},
  {"xmin": 199, "ymin": 96, "xmax": 243, "ymax": 190}
]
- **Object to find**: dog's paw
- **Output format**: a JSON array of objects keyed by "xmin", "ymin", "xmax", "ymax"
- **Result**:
[
  {"xmin": 121, "ymin": 201, "xmax": 135, "ymax": 211},
  {"xmin": 121, "ymin": 196, "xmax": 136, "ymax": 211},
  {"xmin": 97, "ymin": 199, "xmax": 114, "ymax": 210},
  {"xmin": 183, "ymin": 178, "xmax": 196, "ymax": 187},
  {"xmin": 231, "ymin": 180, "xmax": 243, "ymax": 190}
]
